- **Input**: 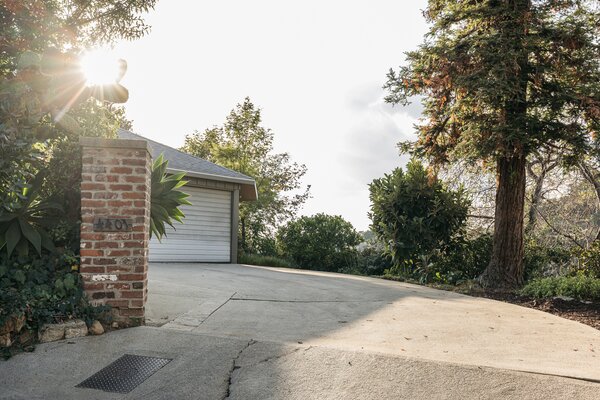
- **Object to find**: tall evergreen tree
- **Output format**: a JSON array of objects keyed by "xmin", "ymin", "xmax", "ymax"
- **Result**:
[{"xmin": 385, "ymin": 0, "xmax": 599, "ymax": 287}]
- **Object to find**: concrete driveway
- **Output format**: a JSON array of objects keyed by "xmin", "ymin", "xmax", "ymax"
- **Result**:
[
  {"xmin": 2, "ymin": 263, "xmax": 599, "ymax": 399},
  {"xmin": 147, "ymin": 263, "xmax": 600, "ymax": 381}
]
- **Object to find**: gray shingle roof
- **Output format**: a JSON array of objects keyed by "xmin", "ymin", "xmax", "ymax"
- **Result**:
[
  {"xmin": 118, "ymin": 129, "xmax": 257, "ymax": 201},
  {"xmin": 118, "ymin": 129, "xmax": 254, "ymax": 183}
]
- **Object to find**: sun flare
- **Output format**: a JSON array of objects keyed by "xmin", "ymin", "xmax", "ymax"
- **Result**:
[{"xmin": 80, "ymin": 49, "xmax": 121, "ymax": 86}]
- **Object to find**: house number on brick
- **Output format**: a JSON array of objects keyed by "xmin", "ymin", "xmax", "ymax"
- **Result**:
[{"xmin": 93, "ymin": 217, "xmax": 133, "ymax": 232}]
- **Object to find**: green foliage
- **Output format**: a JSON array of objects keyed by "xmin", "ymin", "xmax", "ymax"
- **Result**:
[
  {"xmin": 0, "ymin": 172, "xmax": 61, "ymax": 257},
  {"xmin": 369, "ymin": 159, "xmax": 469, "ymax": 271},
  {"xmin": 523, "ymin": 240, "xmax": 572, "ymax": 280},
  {"xmin": 431, "ymin": 234, "xmax": 493, "ymax": 284},
  {"xmin": 181, "ymin": 98, "xmax": 310, "ymax": 252},
  {"xmin": 521, "ymin": 274, "xmax": 600, "ymax": 302},
  {"xmin": 277, "ymin": 213, "xmax": 361, "ymax": 272},
  {"xmin": 150, "ymin": 154, "xmax": 192, "ymax": 240},
  {"xmin": 356, "ymin": 246, "xmax": 393, "ymax": 276},
  {"xmin": 238, "ymin": 253, "xmax": 294, "ymax": 269},
  {"xmin": 385, "ymin": 0, "xmax": 599, "ymax": 165},
  {"xmin": 0, "ymin": 251, "xmax": 108, "ymax": 331},
  {"xmin": 574, "ymin": 241, "xmax": 600, "ymax": 279}
]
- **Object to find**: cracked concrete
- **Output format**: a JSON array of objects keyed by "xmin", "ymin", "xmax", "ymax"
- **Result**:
[
  {"xmin": 148, "ymin": 263, "xmax": 600, "ymax": 382},
  {"xmin": 2, "ymin": 263, "xmax": 599, "ymax": 399}
]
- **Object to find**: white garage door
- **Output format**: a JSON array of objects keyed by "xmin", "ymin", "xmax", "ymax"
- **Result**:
[{"xmin": 149, "ymin": 186, "xmax": 232, "ymax": 262}]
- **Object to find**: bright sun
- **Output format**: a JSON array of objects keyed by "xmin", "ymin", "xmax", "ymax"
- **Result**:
[{"xmin": 80, "ymin": 49, "xmax": 120, "ymax": 86}]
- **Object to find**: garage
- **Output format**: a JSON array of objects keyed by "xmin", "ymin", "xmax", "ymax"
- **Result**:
[{"xmin": 118, "ymin": 129, "xmax": 257, "ymax": 263}]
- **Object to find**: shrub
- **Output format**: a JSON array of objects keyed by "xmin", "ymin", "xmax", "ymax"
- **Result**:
[
  {"xmin": 369, "ymin": 160, "xmax": 469, "ymax": 272},
  {"xmin": 573, "ymin": 241, "xmax": 600, "ymax": 278},
  {"xmin": 520, "ymin": 274, "xmax": 600, "ymax": 302},
  {"xmin": 523, "ymin": 241, "xmax": 572, "ymax": 280},
  {"xmin": 356, "ymin": 246, "xmax": 393, "ymax": 276},
  {"xmin": 277, "ymin": 214, "xmax": 361, "ymax": 272},
  {"xmin": 0, "ymin": 251, "xmax": 109, "ymax": 333},
  {"xmin": 432, "ymin": 234, "xmax": 493, "ymax": 284},
  {"xmin": 238, "ymin": 253, "xmax": 294, "ymax": 269}
]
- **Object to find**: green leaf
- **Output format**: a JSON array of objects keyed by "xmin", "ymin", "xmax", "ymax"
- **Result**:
[
  {"xmin": 19, "ymin": 219, "xmax": 42, "ymax": 255},
  {"xmin": 6, "ymin": 221, "xmax": 21, "ymax": 257},
  {"xmin": 13, "ymin": 270, "xmax": 26, "ymax": 285}
]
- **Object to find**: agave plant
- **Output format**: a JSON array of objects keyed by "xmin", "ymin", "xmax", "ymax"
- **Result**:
[
  {"xmin": 0, "ymin": 173, "xmax": 61, "ymax": 257},
  {"xmin": 150, "ymin": 154, "xmax": 192, "ymax": 240}
]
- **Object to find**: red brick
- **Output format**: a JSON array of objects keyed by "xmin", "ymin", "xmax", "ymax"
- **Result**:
[
  {"xmin": 124, "ymin": 175, "xmax": 145, "ymax": 183},
  {"xmin": 110, "ymin": 184, "xmax": 133, "ymax": 191},
  {"xmin": 93, "ymin": 258, "xmax": 116, "ymax": 265},
  {"xmin": 135, "ymin": 185, "xmax": 147, "ymax": 191},
  {"xmin": 133, "ymin": 201, "xmax": 146, "ymax": 207},
  {"xmin": 134, "ymin": 168, "xmax": 146, "ymax": 174},
  {"xmin": 122, "ymin": 208, "xmax": 145, "ymax": 216},
  {"xmin": 110, "ymin": 167, "xmax": 133, "ymax": 174},
  {"xmin": 81, "ymin": 183, "xmax": 106, "ymax": 191},
  {"xmin": 122, "ymin": 158, "xmax": 146, "ymax": 166},
  {"xmin": 83, "ymin": 282, "xmax": 104, "ymax": 291},
  {"xmin": 119, "ymin": 273, "xmax": 144, "ymax": 281},
  {"xmin": 121, "ymin": 291, "xmax": 143, "ymax": 299},
  {"xmin": 129, "ymin": 300, "xmax": 144, "ymax": 307},
  {"xmin": 106, "ymin": 300, "xmax": 129, "ymax": 308},
  {"xmin": 123, "ymin": 192, "xmax": 145, "ymax": 199},
  {"xmin": 93, "ymin": 192, "xmax": 119, "ymax": 199},
  {"xmin": 108, "ymin": 250, "xmax": 131, "ymax": 257},
  {"xmin": 80, "ymin": 266, "xmax": 106, "ymax": 273},
  {"xmin": 107, "ymin": 200, "xmax": 132, "ymax": 207},
  {"xmin": 81, "ymin": 191, "xmax": 92, "ymax": 199},
  {"xmin": 123, "ymin": 241, "xmax": 143, "ymax": 248},
  {"xmin": 134, "ymin": 265, "xmax": 147, "ymax": 273},
  {"xmin": 109, "ymin": 283, "xmax": 131, "ymax": 290},
  {"xmin": 80, "ymin": 249, "xmax": 103, "ymax": 257},
  {"xmin": 106, "ymin": 266, "xmax": 133, "ymax": 273},
  {"xmin": 81, "ymin": 233, "xmax": 105, "ymax": 240},
  {"xmin": 94, "ymin": 241, "xmax": 119, "ymax": 249},
  {"xmin": 81, "ymin": 200, "xmax": 106, "ymax": 208}
]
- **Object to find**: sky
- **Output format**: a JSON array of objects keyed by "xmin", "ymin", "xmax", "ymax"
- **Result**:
[{"xmin": 108, "ymin": 0, "xmax": 429, "ymax": 231}]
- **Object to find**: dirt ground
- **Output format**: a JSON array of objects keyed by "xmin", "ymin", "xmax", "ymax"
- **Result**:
[{"xmin": 468, "ymin": 290, "xmax": 600, "ymax": 330}]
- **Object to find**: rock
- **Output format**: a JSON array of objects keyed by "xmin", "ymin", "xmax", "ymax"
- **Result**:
[
  {"xmin": 0, "ymin": 333, "xmax": 11, "ymax": 348},
  {"xmin": 18, "ymin": 330, "xmax": 33, "ymax": 345},
  {"xmin": 111, "ymin": 321, "xmax": 119, "ymax": 329},
  {"xmin": 13, "ymin": 315, "xmax": 26, "ymax": 333},
  {"xmin": 89, "ymin": 320, "xmax": 104, "ymax": 335},
  {"xmin": 64, "ymin": 320, "xmax": 88, "ymax": 339},
  {"xmin": 39, "ymin": 324, "xmax": 65, "ymax": 343},
  {"xmin": 0, "ymin": 319, "xmax": 15, "ymax": 335}
]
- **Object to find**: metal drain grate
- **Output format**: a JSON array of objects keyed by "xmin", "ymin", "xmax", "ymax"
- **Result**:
[{"xmin": 76, "ymin": 354, "xmax": 171, "ymax": 394}]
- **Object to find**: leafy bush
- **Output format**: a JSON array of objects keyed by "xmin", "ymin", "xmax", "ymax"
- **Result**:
[
  {"xmin": 150, "ymin": 154, "xmax": 192, "ymax": 240},
  {"xmin": 430, "ymin": 234, "xmax": 493, "ymax": 284},
  {"xmin": 0, "ymin": 251, "xmax": 109, "ymax": 332},
  {"xmin": 520, "ymin": 274, "xmax": 600, "ymax": 302},
  {"xmin": 238, "ymin": 253, "xmax": 294, "ymax": 269},
  {"xmin": 573, "ymin": 241, "xmax": 600, "ymax": 278},
  {"xmin": 356, "ymin": 246, "xmax": 393, "ymax": 276},
  {"xmin": 0, "ymin": 172, "xmax": 62, "ymax": 257},
  {"xmin": 523, "ymin": 241, "xmax": 572, "ymax": 280},
  {"xmin": 277, "ymin": 214, "xmax": 361, "ymax": 272},
  {"xmin": 369, "ymin": 160, "xmax": 469, "ymax": 272}
]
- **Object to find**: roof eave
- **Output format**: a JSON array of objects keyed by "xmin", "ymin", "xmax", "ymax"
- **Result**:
[{"xmin": 167, "ymin": 167, "xmax": 258, "ymax": 201}]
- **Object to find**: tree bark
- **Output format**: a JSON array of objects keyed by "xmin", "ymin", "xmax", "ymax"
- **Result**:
[
  {"xmin": 240, "ymin": 216, "xmax": 247, "ymax": 251},
  {"xmin": 480, "ymin": 154, "xmax": 527, "ymax": 288}
]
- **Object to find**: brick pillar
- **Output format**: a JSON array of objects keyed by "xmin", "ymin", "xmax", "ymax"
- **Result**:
[{"xmin": 79, "ymin": 137, "xmax": 151, "ymax": 327}]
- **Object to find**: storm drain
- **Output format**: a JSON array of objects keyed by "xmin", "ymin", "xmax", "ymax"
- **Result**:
[{"xmin": 76, "ymin": 354, "xmax": 172, "ymax": 394}]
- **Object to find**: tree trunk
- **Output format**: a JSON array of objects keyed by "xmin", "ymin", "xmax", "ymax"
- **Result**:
[{"xmin": 480, "ymin": 154, "xmax": 527, "ymax": 288}]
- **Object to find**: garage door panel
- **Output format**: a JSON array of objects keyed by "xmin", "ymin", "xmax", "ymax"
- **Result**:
[{"xmin": 149, "ymin": 187, "xmax": 232, "ymax": 262}]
